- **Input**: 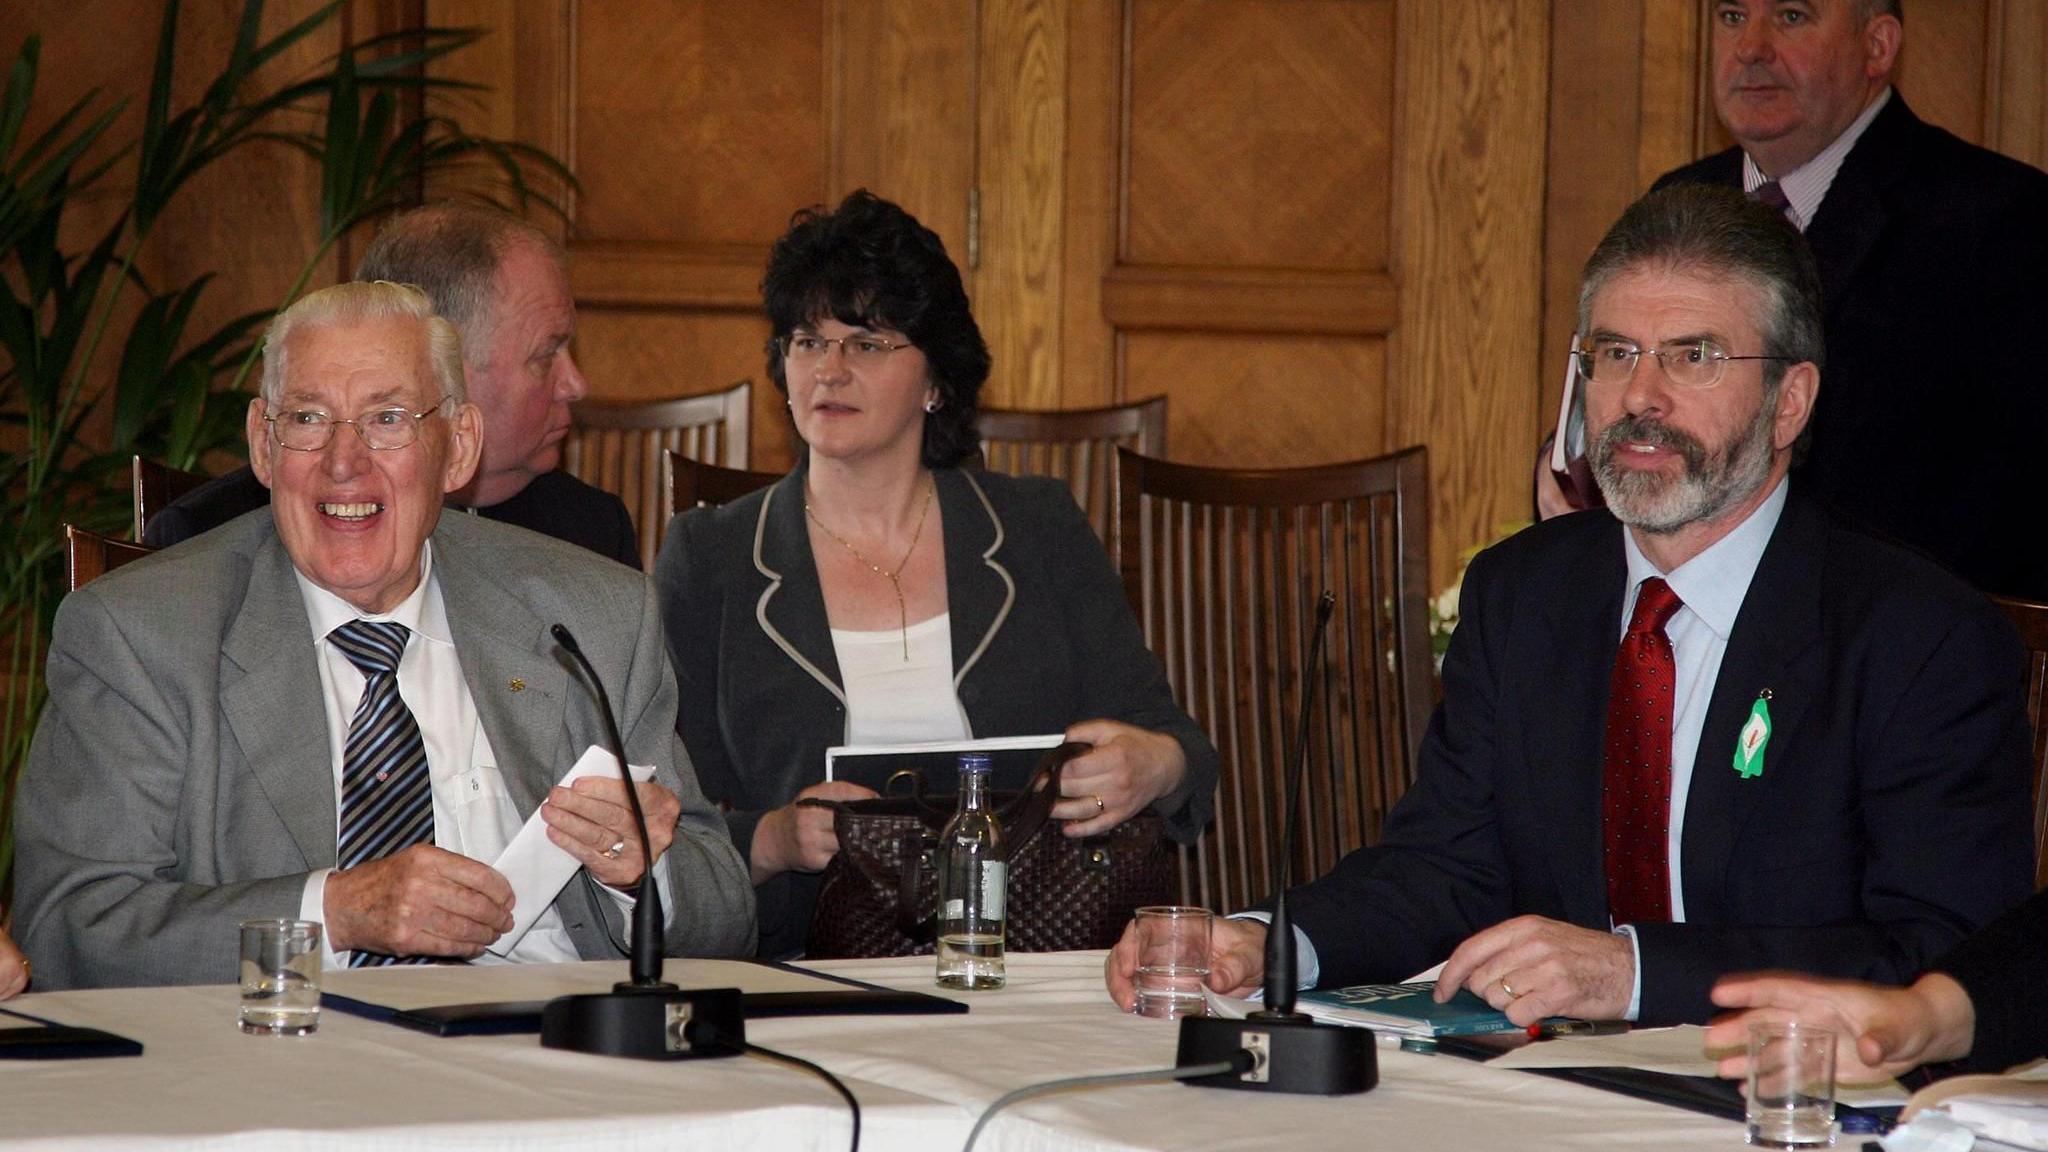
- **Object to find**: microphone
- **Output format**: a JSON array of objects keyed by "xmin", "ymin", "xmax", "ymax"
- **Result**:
[
  {"xmin": 539, "ymin": 623, "xmax": 743, "ymax": 1060},
  {"xmin": 550, "ymin": 623, "xmax": 667, "ymax": 988},
  {"xmin": 1174, "ymin": 591, "xmax": 1377, "ymax": 1094}
]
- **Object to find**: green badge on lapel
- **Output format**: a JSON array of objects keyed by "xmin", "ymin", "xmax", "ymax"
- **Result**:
[{"xmin": 1734, "ymin": 690, "xmax": 1772, "ymax": 779}]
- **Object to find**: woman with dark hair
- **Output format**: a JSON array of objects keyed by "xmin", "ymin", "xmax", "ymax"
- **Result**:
[{"xmin": 655, "ymin": 190, "xmax": 1217, "ymax": 958}]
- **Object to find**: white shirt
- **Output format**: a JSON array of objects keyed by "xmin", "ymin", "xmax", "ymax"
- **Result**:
[
  {"xmin": 1277, "ymin": 479, "xmax": 1789, "ymax": 1009},
  {"xmin": 293, "ymin": 541, "xmax": 637, "ymax": 968},
  {"xmin": 1742, "ymin": 87, "xmax": 1890, "ymax": 231},
  {"xmin": 832, "ymin": 612, "xmax": 972, "ymax": 745}
]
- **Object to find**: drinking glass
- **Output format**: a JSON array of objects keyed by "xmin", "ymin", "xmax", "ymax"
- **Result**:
[
  {"xmin": 1133, "ymin": 906, "xmax": 1212, "ymax": 1020},
  {"xmin": 1746, "ymin": 1021, "xmax": 1836, "ymax": 1147},
  {"xmin": 239, "ymin": 918, "xmax": 322, "ymax": 1035}
]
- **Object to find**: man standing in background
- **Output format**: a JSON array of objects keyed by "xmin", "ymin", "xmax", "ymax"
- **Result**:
[{"xmin": 1544, "ymin": 0, "xmax": 2048, "ymax": 599}]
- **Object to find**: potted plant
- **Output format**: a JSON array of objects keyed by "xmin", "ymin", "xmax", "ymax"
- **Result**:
[{"xmin": 0, "ymin": 0, "xmax": 569, "ymax": 901}]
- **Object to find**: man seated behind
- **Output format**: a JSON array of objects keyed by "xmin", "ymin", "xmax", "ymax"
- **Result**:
[
  {"xmin": 143, "ymin": 203, "xmax": 639, "ymax": 568},
  {"xmin": 1107, "ymin": 184, "xmax": 2033, "ymax": 1026},
  {"xmin": 15, "ymin": 282, "xmax": 754, "ymax": 988}
]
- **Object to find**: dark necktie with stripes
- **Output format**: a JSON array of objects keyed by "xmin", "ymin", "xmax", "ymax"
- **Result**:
[
  {"xmin": 331, "ymin": 619, "xmax": 436, "ymax": 967},
  {"xmin": 1749, "ymin": 180, "xmax": 1797, "ymax": 227}
]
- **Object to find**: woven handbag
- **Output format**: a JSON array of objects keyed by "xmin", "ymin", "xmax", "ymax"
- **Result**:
[{"xmin": 801, "ymin": 741, "xmax": 1178, "ymax": 959}]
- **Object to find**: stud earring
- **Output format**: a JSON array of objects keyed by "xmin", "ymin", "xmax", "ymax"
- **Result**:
[{"xmin": 923, "ymin": 397, "xmax": 942, "ymax": 414}]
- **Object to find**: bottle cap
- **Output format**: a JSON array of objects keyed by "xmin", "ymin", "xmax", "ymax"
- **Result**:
[{"xmin": 958, "ymin": 753, "xmax": 993, "ymax": 773}]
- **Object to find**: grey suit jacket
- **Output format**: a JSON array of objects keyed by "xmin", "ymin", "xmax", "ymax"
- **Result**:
[{"xmin": 15, "ymin": 510, "xmax": 755, "ymax": 989}]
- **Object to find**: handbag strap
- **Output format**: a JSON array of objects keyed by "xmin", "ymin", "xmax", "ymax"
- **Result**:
[
  {"xmin": 997, "ymin": 741, "xmax": 1091, "ymax": 859},
  {"xmin": 794, "ymin": 768, "xmax": 929, "ymax": 815}
]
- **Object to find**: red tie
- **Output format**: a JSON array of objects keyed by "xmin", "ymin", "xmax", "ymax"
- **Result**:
[{"xmin": 1603, "ymin": 577, "xmax": 1683, "ymax": 926}]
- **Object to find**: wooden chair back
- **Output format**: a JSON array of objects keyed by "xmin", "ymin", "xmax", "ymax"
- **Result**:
[
  {"xmin": 66, "ymin": 524, "xmax": 155, "ymax": 591},
  {"xmin": 1991, "ymin": 594, "xmax": 2048, "ymax": 890},
  {"xmin": 1115, "ymin": 446, "xmax": 1433, "ymax": 914},
  {"xmin": 561, "ymin": 379, "xmax": 752, "ymax": 568},
  {"xmin": 132, "ymin": 456, "xmax": 208, "ymax": 541},
  {"xmin": 976, "ymin": 397, "xmax": 1167, "ymax": 544},
  {"xmin": 664, "ymin": 450, "xmax": 781, "ymax": 516}
]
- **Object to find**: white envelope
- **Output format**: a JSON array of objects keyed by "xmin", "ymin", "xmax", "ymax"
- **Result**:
[{"xmin": 486, "ymin": 745, "xmax": 655, "ymax": 957}]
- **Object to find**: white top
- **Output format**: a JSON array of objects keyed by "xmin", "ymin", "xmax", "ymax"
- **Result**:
[
  {"xmin": 291, "ymin": 541, "xmax": 643, "ymax": 967},
  {"xmin": 832, "ymin": 612, "xmax": 972, "ymax": 747}
]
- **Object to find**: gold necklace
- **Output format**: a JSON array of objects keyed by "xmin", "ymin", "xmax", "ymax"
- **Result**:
[{"xmin": 806, "ymin": 479, "xmax": 936, "ymax": 660}]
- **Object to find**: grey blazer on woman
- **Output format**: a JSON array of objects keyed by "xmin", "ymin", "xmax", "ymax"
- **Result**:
[
  {"xmin": 656, "ymin": 463, "xmax": 1218, "ymax": 958},
  {"xmin": 15, "ymin": 510, "xmax": 756, "ymax": 989}
]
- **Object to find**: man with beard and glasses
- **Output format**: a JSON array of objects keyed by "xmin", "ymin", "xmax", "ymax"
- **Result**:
[
  {"xmin": 1540, "ymin": 0, "xmax": 2048, "ymax": 600},
  {"xmin": 1105, "ymin": 184, "xmax": 2033, "ymax": 1027}
]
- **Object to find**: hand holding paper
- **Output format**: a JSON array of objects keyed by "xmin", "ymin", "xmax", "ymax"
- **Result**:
[{"xmin": 489, "ymin": 746, "xmax": 657, "ymax": 957}]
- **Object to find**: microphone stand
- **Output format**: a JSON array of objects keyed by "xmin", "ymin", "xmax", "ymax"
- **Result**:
[
  {"xmin": 539, "ymin": 624, "xmax": 744, "ymax": 1060},
  {"xmin": 1175, "ymin": 592, "xmax": 1376, "ymax": 1094}
]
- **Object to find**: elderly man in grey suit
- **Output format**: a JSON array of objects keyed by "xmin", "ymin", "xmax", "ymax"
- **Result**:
[{"xmin": 14, "ymin": 282, "xmax": 754, "ymax": 988}]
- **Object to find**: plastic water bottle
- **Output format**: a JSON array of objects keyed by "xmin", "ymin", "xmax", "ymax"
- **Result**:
[{"xmin": 935, "ymin": 753, "xmax": 1005, "ymax": 989}]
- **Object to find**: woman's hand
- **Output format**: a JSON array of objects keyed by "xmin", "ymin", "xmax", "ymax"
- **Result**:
[
  {"xmin": 749, "ymin": 780, "xmax": 880, "ymax": 884},
  {"xmin": 1056, "ymin": 719, "xmax": 1188, "ymax": 837},
  {"xmin": 0, "ymin": 920, "xmax": 29, "ymax": 998},
  {"xmin": 1704, "ymin": 971, "xmax": 1978, "ymax": 1085}
]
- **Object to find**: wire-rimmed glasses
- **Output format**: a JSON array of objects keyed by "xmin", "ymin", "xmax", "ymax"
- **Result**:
[
  {"xmin": 1573, "ymin": 336, "xmax": 1793, "ymax": 389},
  {"xmin": 264, "ymin": 402, "xmax": 445, "ymax": 452}
]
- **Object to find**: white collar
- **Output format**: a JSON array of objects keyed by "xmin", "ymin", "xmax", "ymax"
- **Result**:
[
  {"xmin": 1620, "ymin": 477, "xmax": 1789, "ymax": 641},
  {"xmin": 292, "ymin": 539, "xmax": 453, "ymax": 649},
  {"xmin": 1742, "ymin": 87, "xmax": 1890, "ymax": 231}
]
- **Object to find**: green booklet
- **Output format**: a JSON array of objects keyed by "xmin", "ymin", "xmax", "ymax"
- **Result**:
[{"xmin": 1295, "ymin": 982, "xmax": 1527, "ymax": 1037}]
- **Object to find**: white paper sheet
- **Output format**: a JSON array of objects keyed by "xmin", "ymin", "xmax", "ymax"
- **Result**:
[
  {"xmin": 485, "ymin": 745, "xmax": 654, "ymax": 956},
  {"xmin": 824, "ymin": 733, "xmax": 1064, "ymax": 780}
]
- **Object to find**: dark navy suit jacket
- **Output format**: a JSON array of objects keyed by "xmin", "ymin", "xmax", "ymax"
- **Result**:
[
  {"xmin": 1939, "ymin": 889, "xmax": 2048, "ymax": 1073},
  {"xmin": 1289, "ymin": 493, "xmax": 2035, "ymax": 1025},
  {"xmin": 1655, "ymin": 95, "xmax": 2048, "ymax": 599}
]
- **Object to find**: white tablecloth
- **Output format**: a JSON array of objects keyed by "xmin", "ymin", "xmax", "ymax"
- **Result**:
[{"xmin": 0, "ymin": 952, "xmax": 1748, "ymax": 1150}]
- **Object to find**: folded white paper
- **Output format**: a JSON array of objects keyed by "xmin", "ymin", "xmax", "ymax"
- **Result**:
[{"xmin": 486, "ymin": 745, "xmax": 655, "ymax": 957}]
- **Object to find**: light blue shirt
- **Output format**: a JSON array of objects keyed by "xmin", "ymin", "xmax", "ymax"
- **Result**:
[{"xmin": 1262, "ymin": 479, "xmax": 1788, "ymax": 1007}]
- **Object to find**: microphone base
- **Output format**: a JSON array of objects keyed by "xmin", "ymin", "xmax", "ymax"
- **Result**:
[
  {"xmin": 1176, "ymin": 1012, "xmax": 1377, "ymax": 1095},
  {"xmin": 540, "ymin": 985, "xmax": 745, "ymax": 1060}
]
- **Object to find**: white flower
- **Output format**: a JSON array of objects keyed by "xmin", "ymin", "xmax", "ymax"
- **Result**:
[{"xmin": 1433, "ymin": 581, "xmax": 1461, "ymax": 627}]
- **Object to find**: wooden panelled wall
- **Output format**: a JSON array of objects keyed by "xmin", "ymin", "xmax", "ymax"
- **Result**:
[
  {"xmin": 428, "ymin": 0, "xmax": 1550, "ymax": 587},
  {"xmin": 8, "ymin": 2, "xmax": 2043, "ymax": 587}
]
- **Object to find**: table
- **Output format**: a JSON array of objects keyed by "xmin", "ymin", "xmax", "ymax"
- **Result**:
[{"xmin": 0, "ymin": 952, "xmax": 1749, "ymax": 1150}]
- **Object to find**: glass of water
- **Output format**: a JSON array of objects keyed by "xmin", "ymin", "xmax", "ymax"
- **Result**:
[
  {"xmin": 239, "ymin": 918, "xmax": 323, "ymax": 1036},
  {"xmin": 1746, "ymin": 1020, "xmax": 1836, "ymax": 1147},
  {"xmin": 1133, "ymin": 906, "xmax": 1212, "ymax": 1020}
]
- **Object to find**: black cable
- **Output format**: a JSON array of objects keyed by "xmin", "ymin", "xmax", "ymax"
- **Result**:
[
  {"xmin": 960, "ymin": 1054, "xmax": 1254, "ymax": 1152},
  {"xmin": 735, "ymin": 1039, "xmax": 862, "ymax": 1152}
]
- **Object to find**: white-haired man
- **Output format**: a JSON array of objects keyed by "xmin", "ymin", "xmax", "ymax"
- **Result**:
[{"xmin": 16, "ymin": 282, "xmax": 753, "ymax": 987}]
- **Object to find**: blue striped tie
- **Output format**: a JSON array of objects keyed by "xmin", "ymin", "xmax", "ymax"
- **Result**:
[{"xmin": 331, "ymin": 619, "xmax": 435, "ymax": 967}]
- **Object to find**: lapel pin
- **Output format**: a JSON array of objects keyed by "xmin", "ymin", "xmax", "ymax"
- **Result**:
[
  {"xmin": 509, "ymin": 678, "xmax": 526, "ymax": 693},
  {"xmin": 1734, "ymin": 688, "xmax": 1772, "ymax": 779}
]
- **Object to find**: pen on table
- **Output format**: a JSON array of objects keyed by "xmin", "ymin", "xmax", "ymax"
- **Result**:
[{"xmin": 1526, "ymin": 1020, "xmax": 1629, "ymax": 1040}]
